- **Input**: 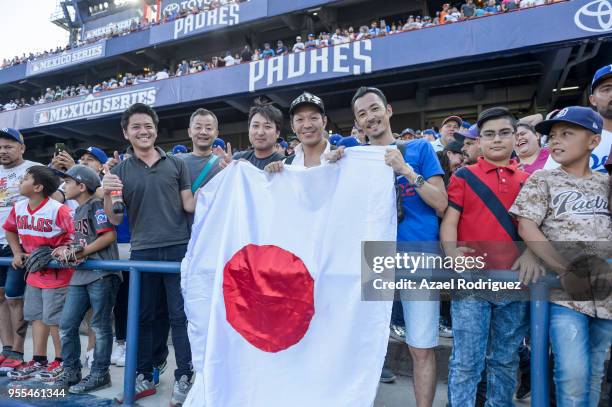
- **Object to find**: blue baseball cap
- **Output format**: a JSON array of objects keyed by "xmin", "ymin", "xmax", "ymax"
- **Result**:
[
  {"xmin": 461, "ymin": 121, "xmax": 472, "ymax": 129},
  {"xmin": 400, "ymin": 128, "xmax": 415, "ymax": 137},
  {"xmin": 423, "ymin": 129, "xmax": 436, "ymax": 136},
  {"xmin": 535, "ymin": 106, "xmax": 603, "ymax": 135},
  {"xmin": 456, "ymin": 124, "xmax": 479, "ymax": 140},
  {"xmin": 0, "ymin": 128, "xmax": 24, "ymax": 144},
  {"xmin": 212, "ymin": 138, "xmax": 226, "ymax": 149},
  {"xmin": 329, "ymin": 134, "xmax": 343, "ymax": 146},
  {"xmin": 591, "ymin": 64, "xmax": 612, "ymax": 94},
  {"xmin": 337, "ymin": 136, "xmax": 360, "ymax": 148},
  {"xmin": 75, "ymin": 146, "xmax": 108, "ymax": 164},
  {"xmin": 172, "ymin": 144, "xmax": 188, "ymax": 155}
]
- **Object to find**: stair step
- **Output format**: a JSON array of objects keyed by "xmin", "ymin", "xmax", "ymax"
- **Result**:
[{"xmin": 384, "ymin": 336, "xmax": 452, "ymax": 379}]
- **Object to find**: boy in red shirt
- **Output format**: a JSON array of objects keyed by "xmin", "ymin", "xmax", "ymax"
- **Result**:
[
  {"xmin": 441, "ymin": 107, "xmax": 536, "ymax": 405},
  {"xmin": 3, "ymin": 166, "xmax": 74, "ymax": 380}
]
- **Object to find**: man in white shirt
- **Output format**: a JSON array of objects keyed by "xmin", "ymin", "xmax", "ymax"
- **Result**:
[
  {"xmin": 589, "ymin": 64, "xmax": 612, "ymax": 173},
  {"xmin": 223, "ymin": 52, "xmax": 236, "ymax": 66},
  {"xmin": 154, "ymin": 69, "xmax": 169, "ymax": 80},
  {"xmin": 543, "ymin": 64, "xmax": 611, "ymax": 172},
  {"xmin": 431, "ymin": 115, "xmax": 462, "ymax": 152},
  {"xmin": 292, "ymin": 36, "xmax": 305, "ymax": 53},
  {"xmin": 265, "ymin": 92, "xmax": 330, "ymax": 171},
  {"xmin": 331, "ymin": 28, "xmax": 346, "ymax": 45}
]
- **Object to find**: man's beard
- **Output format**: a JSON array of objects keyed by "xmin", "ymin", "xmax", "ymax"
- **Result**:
[
  {"xmin": 597, "ymin": 104, "xmax": 612, "ymax": 121},
  {"xmin": 367, "ymin": 127, "xmax": 387, "ymax": 140}
]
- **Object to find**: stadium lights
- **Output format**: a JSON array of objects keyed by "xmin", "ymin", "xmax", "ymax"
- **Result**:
[
  {"xmin": 552, "ymin": 86, "xmax": 580, "ymax": 92},
  {"xmin": 114, "ymin": 0, "xmax": 140, "ymax": 5}
]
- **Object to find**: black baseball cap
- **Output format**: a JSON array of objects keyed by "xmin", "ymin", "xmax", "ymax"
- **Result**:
[
  {"xmin": 289, "ymin": 92, "xmax": 325, "ymax": 116},
  {"xmin": 60, "ymin": 165, "xmax": 101, "ymax": 192},
  {"xmin": 444, "ymin": 140, "xmax": 464, "ymax": 154}
]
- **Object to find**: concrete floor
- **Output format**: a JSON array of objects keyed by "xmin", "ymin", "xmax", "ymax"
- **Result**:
[{"xmin": 0, "ymin": 332, "xmax": 535, "ymax": 406}]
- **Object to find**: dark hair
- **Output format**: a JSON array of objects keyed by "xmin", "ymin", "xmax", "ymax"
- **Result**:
[
  {"xmin": 517, "ymin": 122, "xmax": 541, "ymax": 146},
  {"xmin": 476, "ymin": 107, "xmax": 517, "ymax": 130},
  {"xmin": 190, "ymin": 108, "xmax": 218, "ymax": 127},
  {"xmin": 248, "ymin": 99, "xmax": 283, "ymax": 131},
  {"xmin": 435, "ymin": 150, "xmax": 452, "ymax": 186},
  {"xmin": 26, "ymin": 166, "xmax": 60, "ymax": 197},
  {"xmin": 351, "ymin": 87, "xmax": 388, "ymax": 110},
  {"xmin": 120, "ymin": 103, "xmax": 159, "ymax": 131}
]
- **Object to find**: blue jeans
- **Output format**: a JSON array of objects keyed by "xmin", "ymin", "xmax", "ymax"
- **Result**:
[
  {"xmin": 59, "ymin": 275, "xmax": 120, "ymax": 375},
  {"xmin": 130, "ymin": 244, "xmax": 192, "ymax": 382},
  {"xmin": 549, "ymin": 303, "xmax": 612, "ymax": 407},
  {"xmin": 448, "ymin": 299, "xmax": 527, "ymax": 407}
]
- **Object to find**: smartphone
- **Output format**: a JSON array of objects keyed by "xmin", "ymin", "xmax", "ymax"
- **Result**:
[{"xmin": 54, "ymin": 143, "xmax": 66, "ymax": 156}]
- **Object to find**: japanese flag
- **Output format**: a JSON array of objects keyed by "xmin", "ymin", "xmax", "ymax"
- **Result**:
[{"xmin": 181, "ymin": 147, "xmax": 397, "ymax": 407}]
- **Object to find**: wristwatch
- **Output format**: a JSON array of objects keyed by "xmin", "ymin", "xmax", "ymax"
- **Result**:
[{"xmin": 413, "ymin": 174, "xmax": 425, "ymax": 188}]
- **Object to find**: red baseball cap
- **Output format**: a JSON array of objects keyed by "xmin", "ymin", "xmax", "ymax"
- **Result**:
[{"xmin": 441, "ymin": 116, "xmax": 463, "ymax": 127}]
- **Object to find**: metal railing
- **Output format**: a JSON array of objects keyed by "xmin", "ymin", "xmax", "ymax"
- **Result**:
[{"xmin": 0, "ymin": 258, "xmax": 561, "ymax": 406}]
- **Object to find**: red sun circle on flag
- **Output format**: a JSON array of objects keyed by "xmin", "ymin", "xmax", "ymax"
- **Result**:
[{"xmin": 223, "ymin": 244, "xmax": 315, "ymax": 353}]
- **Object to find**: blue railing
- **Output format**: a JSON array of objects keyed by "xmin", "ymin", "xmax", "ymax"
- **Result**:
[{"xmin": 0, "ymin": 258, "xmax": 561, "ymax": 406}]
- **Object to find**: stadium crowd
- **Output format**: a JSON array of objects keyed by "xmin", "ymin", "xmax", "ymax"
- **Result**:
[
  {"xmin": 0, "ymin": 0, "xmax": 246, "ymax": 71},
  {"xmin": 0, "ymin": 62, "xmax": 609, "ymax": 406},
  {"xmin": 0, "ymin": 0, "xmax": 564, "ymax": 112}
]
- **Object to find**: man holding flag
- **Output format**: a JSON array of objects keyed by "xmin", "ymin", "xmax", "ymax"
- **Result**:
[
  {"xmin": 181, "ymin": 93, "xmax": 398, "ymax": 407},
  {"xmin": 329, "ymin": 86, "xmax": 448, "ymax": 407}
]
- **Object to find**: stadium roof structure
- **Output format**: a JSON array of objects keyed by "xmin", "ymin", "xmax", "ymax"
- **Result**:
[{"xmin": 51, "ymin": 0, "xmax": 156, "ymax": 31}]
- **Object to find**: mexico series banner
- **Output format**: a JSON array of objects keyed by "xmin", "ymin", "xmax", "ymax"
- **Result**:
[{"xmin": 25, "ymin": 41, "xmax": 107, "ymax": 77}]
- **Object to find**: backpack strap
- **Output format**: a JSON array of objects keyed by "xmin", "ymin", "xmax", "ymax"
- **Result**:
[
  {"xmin": 284, "ymin": 155, "xmax": 296, "ymax": 165},
  {"xmin": 191, "ymin": 155, "xmax": 219, "ymax": 193},
  {"xmin": 454, "ymin": 167, "xmax": 521, "ymax": 241},
  {"xmin": 396, "ymin": 140, "xmax": 409, "ymax": 158}
]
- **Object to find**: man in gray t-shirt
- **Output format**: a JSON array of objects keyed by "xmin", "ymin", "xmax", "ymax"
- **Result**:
[
  {"xmin": 181, "ymin": 153, "xmax": 221, "ymax": 187},
  {"xmin": 102, "ymin": 104, "xmax": 196, "ymax": 402},
  {"xmin": 181, "ymin": 108, "xmax": 223, "ymax": 189},
  {"xmin": 461, "ymin": 0, "xmax": 476, "ymax": 17}
]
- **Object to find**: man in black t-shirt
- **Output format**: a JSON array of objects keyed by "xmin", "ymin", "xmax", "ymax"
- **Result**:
[{"xmin": 218, "ymin": 100, "xmax": 285, "ymax": 170}]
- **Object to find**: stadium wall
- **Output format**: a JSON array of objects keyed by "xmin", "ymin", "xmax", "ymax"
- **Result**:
[{"xmin": 0, "ymin": 0, "xmax": 610, "ymax": 130}]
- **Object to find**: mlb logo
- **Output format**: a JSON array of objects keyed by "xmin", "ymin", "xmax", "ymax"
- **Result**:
[{"xmin": 37, "ymin": 111, "xmax": 49, "ymax": 124}]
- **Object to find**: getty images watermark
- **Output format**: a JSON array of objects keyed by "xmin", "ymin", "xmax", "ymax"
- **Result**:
[{"xmin": 361, "ymin": 241, "xmax": 612, "ymax": 302}]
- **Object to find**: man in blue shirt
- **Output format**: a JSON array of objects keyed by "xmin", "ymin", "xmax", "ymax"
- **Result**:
[
  {"xmin": 261, "ymin": 43, "xmax": 276, "ymax": 58},
  {"xmin": 329, "ymin": 87, "xmax": 447, "ymax": 406}
]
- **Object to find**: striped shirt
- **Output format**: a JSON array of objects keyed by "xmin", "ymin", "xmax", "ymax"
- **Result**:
[{"xmin": 3, "ymin": 197, "xmax": 74, "ymax": 288}]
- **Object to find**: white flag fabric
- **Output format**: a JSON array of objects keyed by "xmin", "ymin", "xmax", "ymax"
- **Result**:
[{"xmin": 181, "ymin": 146, "xmax": 397, "ymax": 407}]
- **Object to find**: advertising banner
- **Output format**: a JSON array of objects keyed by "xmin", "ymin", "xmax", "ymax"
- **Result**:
[{"xmin": 25, "ymin": 41, "xmax": 106, "ymax": 77}]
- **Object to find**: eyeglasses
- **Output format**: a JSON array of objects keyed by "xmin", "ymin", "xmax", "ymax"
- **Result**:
[{"xmin": 479, "ymin": 129, "xmax": 514, "ymax": 140}]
